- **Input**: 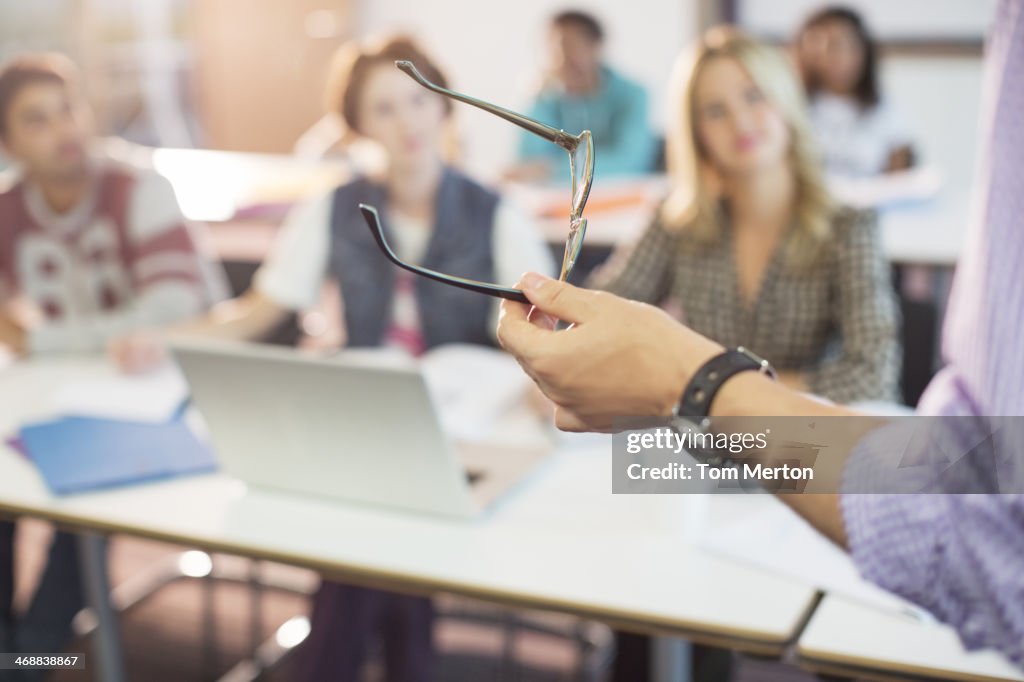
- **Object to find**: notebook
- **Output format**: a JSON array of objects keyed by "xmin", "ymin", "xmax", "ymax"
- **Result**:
[{"xmin": 17, "ymin": 413, "xmax": 216, "ymax": 495}]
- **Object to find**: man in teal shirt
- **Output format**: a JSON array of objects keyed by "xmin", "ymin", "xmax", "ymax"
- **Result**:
[{"xmin": 513, "ymin": 11, "xmax": 657, "ymax": 179}]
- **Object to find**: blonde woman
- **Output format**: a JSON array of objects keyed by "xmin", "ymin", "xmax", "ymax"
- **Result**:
[{"xmin": 591, "ymin": 27, "xmax": 900, "ymax": 405}]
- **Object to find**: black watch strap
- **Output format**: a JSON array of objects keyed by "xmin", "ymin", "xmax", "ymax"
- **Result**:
[{"xmin": 674, "ymin": 347, "xmax": 776, "ymax": 419}]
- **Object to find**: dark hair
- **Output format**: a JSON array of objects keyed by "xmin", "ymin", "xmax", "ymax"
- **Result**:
[
  {"xmin": 0, "ymin": 53, "xmax": 79, "ymax": 139},
  {"xmin": 551, "ymin": 10, "xmax": 604, "ymax": 43},
  {"xmin": 327, "ymin": 35, "xmax": 451, "ymax": 135},
  {"xmin": 797, "ymin": 5, "xmax": 879, "ymax": 108}
]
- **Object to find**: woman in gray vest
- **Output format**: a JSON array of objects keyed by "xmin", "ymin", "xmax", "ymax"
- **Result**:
[{"xmin": 185, "ymin": 36, "xmax": 553, "ymax": 682}]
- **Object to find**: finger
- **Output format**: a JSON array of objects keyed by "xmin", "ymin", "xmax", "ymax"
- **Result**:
[
  {"xmin": 121, "ymin": 337, "xmax": 166, "ymax": 374},
  {"xmin": 516, "ymin": 272, "xmax": 600, "ymax": 325},
  {"xmin": 554, "ymin": 408, "xmax": 609, "ymax": 433},
  {"xmin": 127, "ymin": 344, "xmax": 153, "ymax": 374},
  {"xmin": 108, "ymin": 339, "xmax": 131, "ymax": 371},
  {"xmin": 497, "ymin": 299, "xmax": 553, "ymax": 355},
  {"xmin": 499, "ymin": 297, "xmax": 531, "ymax": 324},
  {"xmin": 526, "ymin": 305, "xmax": 557, "ymax": 331},
  {"xmin": 117, "ymin": 349, "xmax": 142, "ymax": 375},
  {"xmin": 142, "ymin": 342, "xmax": 168, "ymax": 371}
]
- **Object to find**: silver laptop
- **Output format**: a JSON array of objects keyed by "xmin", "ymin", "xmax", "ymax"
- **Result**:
[{"xmin": 171, "ymin": 340, "xmax": 548, "ymax": 519}]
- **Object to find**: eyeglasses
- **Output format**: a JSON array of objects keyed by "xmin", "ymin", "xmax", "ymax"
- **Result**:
[{"xmin": 358, "ymin": 60, "xmax": 594, "ymax": 305}]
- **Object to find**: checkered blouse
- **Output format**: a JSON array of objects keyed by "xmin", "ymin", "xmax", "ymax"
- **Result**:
[{"xmin": 589, "ymin": 206, "xmax": 901, "ymax": 404}]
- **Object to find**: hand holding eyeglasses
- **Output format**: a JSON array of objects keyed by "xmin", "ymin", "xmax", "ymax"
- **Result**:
[
  {"xmin": 496, "ymin": 272, "xmax": 726, "ymax": 432},
  {"xmin": 359, "ymin": 61, "xmax": 595, "ymax": 303}
]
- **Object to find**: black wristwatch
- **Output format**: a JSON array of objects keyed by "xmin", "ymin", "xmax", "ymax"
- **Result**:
[{"xmin": 673, "ymin": 346, "xmax": 776, "ymax": 421}]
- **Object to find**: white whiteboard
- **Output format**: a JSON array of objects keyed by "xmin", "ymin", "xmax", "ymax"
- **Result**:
[{"xmin": 733, "ymin": 0, "xmax": 998, "ymax": 43}]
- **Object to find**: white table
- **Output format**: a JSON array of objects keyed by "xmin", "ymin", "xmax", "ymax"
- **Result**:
[
  {"xmin": 0, "ymin": 358, "xmax": 819, "ymax": 681},
  {"xmin": 876, "ymin": 191, "xmax": 971, "ymax": 267},
  {"xmin": 798, "ymin": 595, "xmax": 1024, "ymax": 682}
]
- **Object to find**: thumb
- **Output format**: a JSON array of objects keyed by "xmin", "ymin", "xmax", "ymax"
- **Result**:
[{"xmin": 517, "ymin": 272, "xmax": 598, "ymax": 325}]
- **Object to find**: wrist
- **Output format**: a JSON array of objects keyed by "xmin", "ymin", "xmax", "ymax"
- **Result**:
[
  {"xmin": 708, "ymin": 371, "xmax": 774, "ymax": 417},
  {"xmin": 661, "ymin": 339, "xmax": 723, "ymax": 417},
  {"xmin": 673, "ymin": 346, "xmax": 775, "ymax": 420}
]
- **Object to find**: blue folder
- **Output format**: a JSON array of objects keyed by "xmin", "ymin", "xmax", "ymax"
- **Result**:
[{"xmin": 18, "ymin": 411, "xmax": 217, "ymax": 495}]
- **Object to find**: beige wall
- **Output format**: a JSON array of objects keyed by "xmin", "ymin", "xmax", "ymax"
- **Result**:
[{"xmin": 193, "ymin": 0, "xmax": 352, "ymax": 153}]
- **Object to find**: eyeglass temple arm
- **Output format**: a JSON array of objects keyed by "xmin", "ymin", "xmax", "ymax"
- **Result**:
[
  {"xmin": 358, "ymin": 204, "xmax": 529, "ymax": 304},
  {"xmin": 395, "ymin": 60, "xmax": 579, "ymax": 153}
]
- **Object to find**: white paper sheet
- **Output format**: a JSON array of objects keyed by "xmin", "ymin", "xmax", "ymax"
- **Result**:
[
  {"xmin": 48, "ymin": 366, "xmax": 189, "ymax": 423},
  {"xmin": 700, "ymin": 494, "xmax": 933, "ymax": 621},
  {"xmin": 420, "ymin": 344, "xmax": 537, "ymax": 443}
]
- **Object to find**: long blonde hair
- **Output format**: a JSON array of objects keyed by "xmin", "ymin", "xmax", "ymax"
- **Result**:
[{"xmin": 660, "ymin": 27, "xmax": 833, "ymax": 268}]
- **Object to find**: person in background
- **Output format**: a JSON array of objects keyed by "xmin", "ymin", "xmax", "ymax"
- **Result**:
[
  {"xmin": 0, "ymin": 53, "xmax": 224, "ymax": 674},
  {"xmin": 171, "ymin": 36, "xmax": 553, "ymax": 682},
  {"xmin": 794, "ymin": 5, "xmax": 916, "ymax": 176},
  {"xmin": 592, "ymin": 27, "xmax": 901, "ymax": 405},
  {"xmin": 0, "ymin": 55, "xmax": 225, "ymax": 357},
  {"xmin": 507, "ymin": 9, "xmax": 657, "ymax": 181}
]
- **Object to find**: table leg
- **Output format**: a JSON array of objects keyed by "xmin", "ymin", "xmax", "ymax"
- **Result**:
[
  {"xmin": 76, "ymin": 533, "xmax": 125, "ymax": 682},
  {"xmin": 651, "ymin": 636, "xmax": 691, "ymax": 682}
]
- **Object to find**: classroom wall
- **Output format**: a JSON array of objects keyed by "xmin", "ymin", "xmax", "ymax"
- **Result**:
[
  {"xmin": 193, "ymin": 0, "xmax": 354, "ymax": 153},
  {"xmin": 734, "ymin": 0, "xmax": 998, "ymax": 42},
  {"xmin": 355, "ymin": 0, "xmax": 696, "ymax": 180},
  {"xmin": 881, "ymin": 56, "xmax": 985, "ymax": 192}
]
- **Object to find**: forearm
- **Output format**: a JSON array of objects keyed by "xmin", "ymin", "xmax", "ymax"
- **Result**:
[
  {"xmin": 29, "ymin": 284, "xmax": 204, "ymax": 353},
  {"xmin": 0, "ymin": 313, "xmax": 26, "ymax": 355},
  {"xmin": 776, "ymin": 369, "xmax": 809, "ymax": 394},
  {"xmin": 168, "ymin": 289, "xmax": 289, "ymax": 343},
  {"xmin": 709, "ymin": 372, "xmax": 866, "ymax": 547},
  {"xmin": 710, "ymin": 371, "xmax": 852, "ymax": 419}
]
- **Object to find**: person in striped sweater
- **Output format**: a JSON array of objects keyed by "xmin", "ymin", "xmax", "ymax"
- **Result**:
[
  {"xmin": 0, "ymin": 53, "xmax": 224, "ymax": 670},
  {"xmin": 0, "ymin": 53, "xmax": 225, "ymax": 361}
]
